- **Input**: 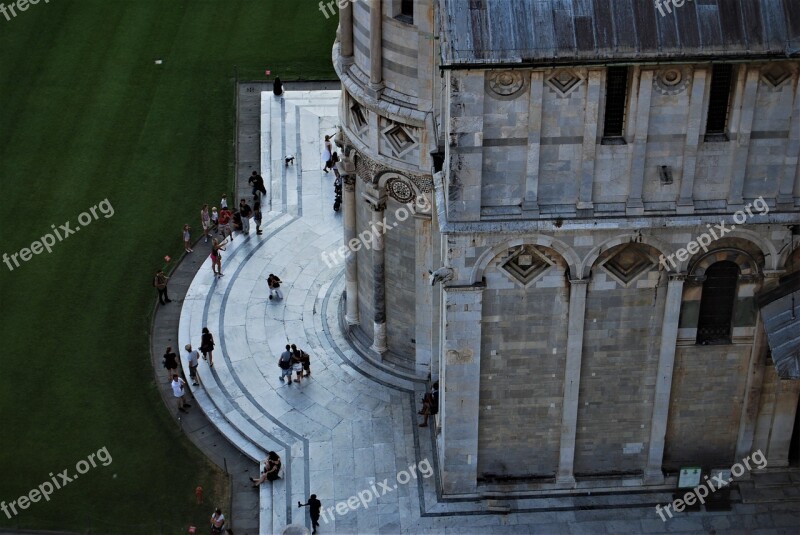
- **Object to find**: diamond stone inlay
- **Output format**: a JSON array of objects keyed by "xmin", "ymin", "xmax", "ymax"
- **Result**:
[
  {"xmin": 546, "ymin": 70, "xmax": 582, "ymax": 97},
  {"xmin": 762, "ymin": 64, "xmax": 791, "ymax": 88},
  {"xmin": 600, "ymin": 244, "xmax": 657, "ymax": 286},
  {"xmin": 382, "ymin": 123, "xmax": 416, "ymax": 156},
  {"xmin": 500, "ymin": 245, "xmax": 555, "ymax": 287}
]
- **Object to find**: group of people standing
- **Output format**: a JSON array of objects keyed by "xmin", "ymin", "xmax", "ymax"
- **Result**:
[{"xmin": 278, "ymin": 344, "xmax": 311, "ymax": 385}]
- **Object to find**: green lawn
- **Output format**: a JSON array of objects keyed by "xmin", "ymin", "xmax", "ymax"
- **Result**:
[{"xmin": 0, "ymin": 1, "xmax": 336, "ymax": 532}]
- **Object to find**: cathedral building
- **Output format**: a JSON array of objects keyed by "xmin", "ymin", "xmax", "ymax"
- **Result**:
[{"xmin": 332, "ymin": 0, "xmax": 800, "ymax": 495}]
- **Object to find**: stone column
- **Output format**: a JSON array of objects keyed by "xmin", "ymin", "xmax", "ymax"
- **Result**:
[
  {"xmin": 556, "ymin": 278, "xmax": 590, "ymax": 485},
  {"xmin": 728, "ymin": 67, "xmax": 759, "ymax": 207},
  {"xmin": 522, "ymin": 71, "xmax": 544, "ymax": 213},
  {"xmin": 644, "ymin": 273, "xmax": 686, "ymax": 484},
  {"xmin": 368, "ymin": 0, "xmax": 383, "ymax": 92},
  {"xmin": 578, "ymin": 70, "xmax": 601, "ymax": 211},
  {"xmin": 440, "ymin": 284, "xmax": 483, "ymax": 494},
  {"xmin": 777, "ymin": 74, "xmax": 800, "ymax": 209},
  {"xmin": 340, "ymin": 0, "xmax": 354, "ymax": 63},
  {"xmin": 627, "ymin": 69, "xmax": 653, "ymax": 215},
  {"xmin": 677, "ymin": 68, "xmax": 707, "ymax": 213},
  {"xmin": 735, "ymin": 310, "xmax": 769, "ymax": 459},
  {"xmin": 767, "ymin": 380, "xmax": 800, "ymax": 467},
  {"xmin": 415, "ymin": 209, "xmax": 433, "ymax": 375},
  {"xmin": 343, "ymin": 175, "xmax": 359, "ymax": 325},
  {"xmin": 369, "ymin": 199, "xmax": 388, "ymax": 355}
]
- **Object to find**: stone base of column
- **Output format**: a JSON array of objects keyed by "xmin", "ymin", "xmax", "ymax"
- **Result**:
[
  {"xmin": 555, "ymin": 474, "xmax": 576, "ymax": 486},
  {"xmin": 367, "ymin": 82, "xmax": 384, "ymax": 100},
  {"xmin": 626, "ymin": 198, "xmax": 644, "ymax": 215},
  {"xmin": 643, "ymin": 468, "xmax": 665, "ymax": 485},
  {"xmin": 777, "ymin": 194, "xmax": 795, "ymax": 210},
  {"xmin": 371, "ymin": 321, "xmax": 387, "ymax": 355},
  {"xmin": 676, "ymin": 199, "xmax": 695, "ymax": 214},
  {"xmin": 521, "ymin": 200, "xmax": 540, "ymax": 214}
]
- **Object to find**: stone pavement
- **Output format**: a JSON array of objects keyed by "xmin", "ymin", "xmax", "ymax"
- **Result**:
[{"xmin": 175, "ymin": 88, "xmax": 800, "ymax": 535}]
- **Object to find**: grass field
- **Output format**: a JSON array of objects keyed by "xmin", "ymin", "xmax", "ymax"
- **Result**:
[{"xmin": 0, "ymin": 1, "xmax": 336, "ymax": 532}]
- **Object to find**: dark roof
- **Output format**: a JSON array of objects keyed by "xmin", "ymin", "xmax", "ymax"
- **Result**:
[{"xmin": 440, "ymin": 0, "xmax": 800, "ymax": 67}]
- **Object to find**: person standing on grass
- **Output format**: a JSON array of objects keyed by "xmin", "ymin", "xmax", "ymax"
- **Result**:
[
  {"xmin": 239, "ymin": 198, "xmax": 252, "ymax": 234},
  {"xmin": 185, "ymin": 344, "xmax": 201, "ymax": 387},
  {"xmin": 163, "ymin": 346, "xmax": 179, "ymax": 381},
  {"xmin": 171, "ymin": 374, "xmax": 190, "ymax": 413},
  {"xmin": 210, "ymin": 508, "xmax": 225, "ymax": 534},
  {"xmin": 183, "ymin": 224, "xmax": 193, "ymax": 253},
  {"xmin": 210, "ymin": 238, "xmax": 226, "ymax": 277},
  {"xmin": 153, "ymin": 269, "xmax": 171, "ymax": 305},
  {"xmin": 298, "ymin": 494, "xmax": 322, "ymax": 534},
  {"xmin": 200, "ymin": 327, "xmax": 215, "ymax": 367},
  {"xmin": 201, "ymin": 204, "xmax": 211, "ymax": 243},
  {"xmin": 253, "ymin": 200, "xmax": 263, "ymax": 235}
]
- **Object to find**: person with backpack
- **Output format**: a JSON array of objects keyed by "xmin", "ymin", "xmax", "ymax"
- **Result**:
[{"xmin": 278, "ymin": 345, "xmax": 293, "ymax": 384}]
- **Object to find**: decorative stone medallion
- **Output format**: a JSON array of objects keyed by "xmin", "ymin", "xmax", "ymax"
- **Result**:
[
  {"xmin": 385, "ymin": 177, "xmax": 415, "ymax": 203},
  {"xmin": 762, "ymin": 63, "xmax": 792, "ymax": 89},
  {"xmin": 499, "ymin": 245, "xmax": 555, "ymax": 287},
  {"xmin": 486, "ymin": 70, "xmax": 526, "ymax": 99},
  {"xmin": 546, "ymin": 69, "xmax": 583, "ymax": 97},
  {"xmin": 654, "ymin": 67, "xmax": 690, "ymax": 96},
  {"xmin": 599, "ymin": 244, "xmax": 657, "ymax": 287}
]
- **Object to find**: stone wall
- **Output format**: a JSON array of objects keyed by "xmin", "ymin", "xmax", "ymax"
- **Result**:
[
  {"xmin": 384, "ymin": 196, "xmax": 416, "ymax": 357},
  {"xmin": 478, "ymin": 246, "xmax": 569, "ymax": 479}
]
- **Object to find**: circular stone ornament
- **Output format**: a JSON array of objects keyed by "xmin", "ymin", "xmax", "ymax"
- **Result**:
[
  {"xmin": 386, "ymin": 177, "xmax": 415, "ymax": 203},
  {"xmin": 487, "ymin": 70, "xmax": 526, "ymax": 98},
  {"xmin": 654, "ymin": 67, "xmax": 690, "ymax": 95}
]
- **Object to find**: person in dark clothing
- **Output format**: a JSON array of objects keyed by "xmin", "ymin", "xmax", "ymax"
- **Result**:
[
  {"xmin": 162, "ymin": 346, "xmax": 178, "ymax": 381},
  {"xmin": 251, "ymin": 451, "xmax": 281, "ymax": 486},
  {"xmin": 153, "ymin": 269, "xmax": 171, "ymax": 305},
  {"xmin": 419, "ymin": 381, "xmax": 439, "ymax": 427},
  {"xmin": 273, "ymin": 77, "xmax": 283, "ymax": 96},
  {"xmin": 298, "ymin": 494, "xmax": 322, "ymax": 534},
  {"xmin": 249, "ymin": 171, "xmax": 267, "ymax": 200},
  {"xmin": 200, "ymin": 327, "xmax": 215, "ymax": 367}
]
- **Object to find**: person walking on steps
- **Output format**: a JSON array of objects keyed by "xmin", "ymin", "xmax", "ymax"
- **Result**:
[
  {"xmin": 249, "ymin": 171, "xmax": 267, "ymax": 200},
  {"xmin": 200, "ymin": 327, "xmax": 215, "ymax": 367},
  {"xmin": 253, "ymin": 200, "xmax": 263, "ymax": 235},
  {"xmin": 210, "ymin": 238, "xmax": 226, "ymax": 277},
  {"xmin": 185, "ymin": 344, "xmax": 201, "ymax": 387},
  {"xmin": 239, "ymin": 198, "xmax": 252, "ymax": 234}
]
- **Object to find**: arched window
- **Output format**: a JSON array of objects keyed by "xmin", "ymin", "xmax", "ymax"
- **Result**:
[{"xmin": 696, "ymin": 261, "xmax": 739, "ymax": 344}]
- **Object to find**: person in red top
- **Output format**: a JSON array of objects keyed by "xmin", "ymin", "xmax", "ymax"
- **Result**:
[{"xmin": 218, "ymin": 207, "xmax": 233, "ymax": 242}]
